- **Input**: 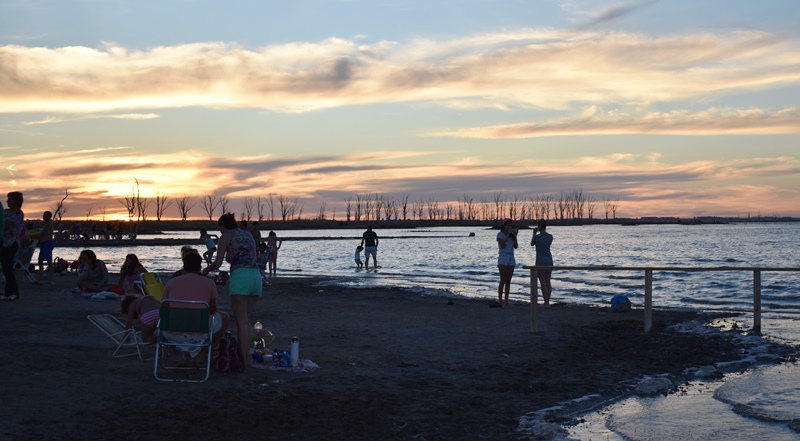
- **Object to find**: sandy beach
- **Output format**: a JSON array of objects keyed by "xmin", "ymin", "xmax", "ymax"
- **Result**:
[{"xmin": 1, "ymin": 272, "xmax": 794, "ymax": 441}]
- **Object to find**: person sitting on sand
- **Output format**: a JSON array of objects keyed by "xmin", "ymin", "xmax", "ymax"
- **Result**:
[
  {"xmin": 76, "ymin": 249, "xmax": 110, "ymax": 292},
  {"xmin": 121, "ymin": 294, "xmax": 161, "ymax": 343},
  {"xmin": 118, "ymin": 253, "xmax": 147, "ymax": 294},
  {"xmin": 170, "ymin": 246, "xmax": 198, "ymax": 279}
]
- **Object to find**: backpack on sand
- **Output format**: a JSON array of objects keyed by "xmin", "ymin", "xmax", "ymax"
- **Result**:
[{"xmin": 216, "ymin": 332, "xmax": 242, "ymax": 373}]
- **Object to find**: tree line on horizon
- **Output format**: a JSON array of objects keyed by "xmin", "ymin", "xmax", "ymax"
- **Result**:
[{"xmin": 49, "ymin": 181, "xmax": 622, "ymax": 224}]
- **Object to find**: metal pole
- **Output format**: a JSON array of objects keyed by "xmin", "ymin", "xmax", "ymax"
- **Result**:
[
  {"xmin": 530, "ymin": 268, "xmax": 539, "ymax": 332},
  {"xmin": 753, "ymin": 270, "xmax": 762, "ymax": 333},
  {"xmin": 644, "ymin": 269, "xmax": 653, "ymax": 333}
]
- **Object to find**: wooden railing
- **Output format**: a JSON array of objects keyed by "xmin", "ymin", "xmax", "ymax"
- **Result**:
[{"xmin": 521, "ymin": 266, "xmax": 800, "ymax": 333}]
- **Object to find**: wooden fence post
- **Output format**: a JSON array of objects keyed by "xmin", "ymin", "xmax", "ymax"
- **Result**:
[
  {"xmin": 753, "ymin": 270, "xmax": 762, "ymax": 333},
  {"xmin": 644, "ymin": 269, "xmax": 653, "ymax": 333},
  {"xmin": 530, "ymin": 268, "xmax": 539, "ymax": 332}
]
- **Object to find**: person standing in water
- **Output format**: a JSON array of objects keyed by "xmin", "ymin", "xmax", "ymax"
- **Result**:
[
  {"xmin": 530, "ymin": 218, "xmax": 554, "ymax": 306},
  {"xmin": 360, "ymin": 226, "xmax": 379, "ymax": 270}
]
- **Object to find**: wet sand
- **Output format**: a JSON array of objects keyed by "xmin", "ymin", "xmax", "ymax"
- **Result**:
[{"xmin": 1, "ymin": 272, "xmax": 793, "ymax": 440}]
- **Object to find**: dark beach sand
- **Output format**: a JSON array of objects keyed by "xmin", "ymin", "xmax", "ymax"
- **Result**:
[{"xmin": 1, "ymin": 273, "xmax": 794, "ymax": 440}]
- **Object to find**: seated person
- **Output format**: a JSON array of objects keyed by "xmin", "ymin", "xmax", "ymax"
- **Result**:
[
  {"xmin": 169, "ymin": 246, "xmax": 197, "ymax": 280},
  {"xmin": 118, "ymin": 253, "xmax": 147, "ymax": 294},
  {"xmin": 121, "ymin": 294, "xmax": 161, "ymax": 343},
  {"xmin": 76, "ymin": 249, "xmax": 110, "ymax": 292},
  {"xmin": 163, "ymin": 251, "xmax": 230, "ymax": 357}
]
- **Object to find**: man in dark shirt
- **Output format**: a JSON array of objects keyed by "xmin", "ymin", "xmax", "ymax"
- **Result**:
[{"xmin": 360, "ymin": 226, "xmax": 379, "ymax": 270}]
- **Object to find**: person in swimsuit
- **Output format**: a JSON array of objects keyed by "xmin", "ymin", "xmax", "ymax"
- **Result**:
[
  {"xmin": 121, "ymin": 294, "xmax": 161, "ymax": 343},
  {"xmin": 266, "ymin": 230, "xmax": 282, "ymax": 278}
]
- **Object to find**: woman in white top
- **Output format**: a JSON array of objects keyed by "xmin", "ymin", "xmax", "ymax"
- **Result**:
[{"xmin": 496, "ymin": 218, "xmax": 518, "ymax": 307}]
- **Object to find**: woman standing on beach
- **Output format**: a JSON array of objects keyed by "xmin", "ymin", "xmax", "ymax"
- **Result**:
[
  {"xmin": 497, "ymin": 218, "xmax": 518, "ymax": 307},
  {"xmin": 531, "ymin": 219, "xmax": 554, "ymax": 305},
  {"xmin": 203, "ymin": 213, "xmax": 261, "ymax": 369},
  {"xmin": 266, "ymin": 230, "xmax": 282, "ymax": 278},
  {"xmin": 2, "ymin": 192, "xmax": 24, "ymax": 301}
]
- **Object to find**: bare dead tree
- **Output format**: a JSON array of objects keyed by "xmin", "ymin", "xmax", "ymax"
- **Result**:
[
  {"xmin": 201, "ymin": 193, "xmax": 220, "ymax": 221},
  {"xmin": 276, "ymin": 194, "xmax": 299, "ymax": 221},
  {"xmin": 218, "ymin": 196, "xmax": 230, "ymax": 216},
  {"xmin": 603, "ymin": 195, "xmax": 613, "ymax": 220},
  {"xmin": 119, "ymin": 195, "xmax": 136, "ymax": 221},
  {"xmin": 493, "ymin": 192, "xmax": 504, "ymax": 220},
  {"xmin": 84, "ymin": 207, "xmax": 92, "ymax": 221},
  {"xmin": 155, "ymin": 192, "xmax": 174, "ymax": 221},
  {"xmin": 267, "ymin": 194, "xmax": 276, "ymax": 221},
  {"xmin": 53, "ymin": 189, "xmax": 70, "ymax": 222},
  {"xmin": 242, "ymin": 196, "xmax": 255, "ymax": 221},
  {"xmin": 610, "ymin": 197, "xmax": 620, "ymax": 219},
  {"xmin": 100, "ymin": 205, "xmax": 108, "ymax": 222},
  {"xmin": 176, "ymin": 194, "xmax": 195, "ymax": 221},
  {"xmin": 587, "ymin": 194, "xmax": 597, "ymax": 219},
  {"xmin": 256, "ymin": 196, "xmax": 266, "ymax": 221},
  {"xmin": 362, "ymin": 194, "xmax": 374, "ymax": 222},
  {"xmin": 343, "ymin": 197, "xmax": 352, "ymax": 222},
  {"xmin": 400, "ymin": 195, "xmax": 409, "ymax": 221},
  {"xmin": 445, "ymin": 203, "xmax": 454, "ymax": 220},
  {"xmin": 138, "ymin": 198, "xmax": 153, "ymax": 221},
  {"xmin": 317, "ymin": 201, "xmax": 327, "ymax": 220}
]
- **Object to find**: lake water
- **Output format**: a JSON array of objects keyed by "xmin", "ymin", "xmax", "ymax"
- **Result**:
[{"xmin": 66, "ymin": 222, "xmax": 800, "ymax": 439}]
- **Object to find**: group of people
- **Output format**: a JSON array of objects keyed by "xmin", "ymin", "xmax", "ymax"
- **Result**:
[
  {"xmin": 120, "ymin": 213, "xmax": 261, "ymax": 369},
  {"xmin": 354, "ymin": 225, "xmax": 379, "ymax": 270},
  {"xmin": 497, "ymin": 218, "xmax": 553, "ymax": 307},
  {"xmin": 202, "ymin": 224, "xmax": 282, "ymax": 279}
]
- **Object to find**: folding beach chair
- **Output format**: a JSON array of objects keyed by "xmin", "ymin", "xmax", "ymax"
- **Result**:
[
  {"xmin": 87, "ymin": 314, "xmax": 149, "ymax": 360},
  {"xmin": 153, "ymin": 299, "xmax": 213, "ymax": 383},
  {"xmin": 13, "ymin": 239, "xmax": 37, "ymax": 283},
  {"xmin": 140, "ymin": 272, "xmax": 165, "ymax": 301}
]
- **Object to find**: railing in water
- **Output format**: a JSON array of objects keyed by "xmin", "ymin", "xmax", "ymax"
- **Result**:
[{"xmin": 521, "ymin": 266, "xmax": 800, "ymax": 333}]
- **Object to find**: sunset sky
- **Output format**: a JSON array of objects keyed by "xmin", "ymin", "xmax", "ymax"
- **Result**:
[{"xmin": 1, "ymin": 0, "xmax": 799, "ymax": 221}]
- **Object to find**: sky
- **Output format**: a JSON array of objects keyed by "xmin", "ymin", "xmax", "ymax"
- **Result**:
[{"xmin": 1, "ymin": 0, "xmax": 799, "ymax": 221}]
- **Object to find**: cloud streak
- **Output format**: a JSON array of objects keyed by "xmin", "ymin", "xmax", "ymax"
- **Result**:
[
  {"xmin": 427, "ymin": 106, "xmax": 800, "ymax": 138},
  {"xmin": 1, "ymin": 28, "xmax": 798, "ymax": 115}
]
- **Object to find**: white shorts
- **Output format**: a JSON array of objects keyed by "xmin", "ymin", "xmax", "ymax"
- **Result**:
[{"xmin": 498, "ymin": 253, "xmax": 516, "ymax": 267}]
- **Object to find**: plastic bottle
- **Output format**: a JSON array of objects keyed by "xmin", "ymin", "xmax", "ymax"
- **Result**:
[
  {"xmin": 251, "ymin": 320, "xmax": 265, "ymax": 353},
  {"xmin": 253, "ymin": 320, "xmax": 263, "ymax": 330},
  {"xmin": 290, "ymin": 336, "xmax": 300, "ymax": 367}
]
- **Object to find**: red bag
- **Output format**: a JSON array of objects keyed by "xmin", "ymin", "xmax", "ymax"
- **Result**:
[{"xmin": 216, "ymin": 333, "xmax": 241, "ymax": 373}]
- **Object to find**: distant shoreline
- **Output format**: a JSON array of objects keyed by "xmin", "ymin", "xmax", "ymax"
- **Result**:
[{"xmin": 35, "ymin": 216, "xmax": 800, "ymax": 236}]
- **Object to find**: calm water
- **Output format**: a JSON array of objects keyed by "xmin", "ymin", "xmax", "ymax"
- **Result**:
[{"xmin": 68, "ymin": 222, "xmax": 800, "ymax": 440}]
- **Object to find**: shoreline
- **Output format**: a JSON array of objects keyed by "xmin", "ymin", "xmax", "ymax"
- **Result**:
[{"xmin": 2, "ymin": 274, "xmax": 795, "ymax": 440}]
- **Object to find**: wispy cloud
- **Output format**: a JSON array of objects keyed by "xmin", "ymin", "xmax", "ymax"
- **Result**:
[
  {"xmin": 1, "ymin": 28, "xmax": 798, "ymax": 114},
  {"xmin": 23, "ymin": 113, "xmax": 160, "ymax": 125},
  {"xmin": 426, "ymin": 106, "xmax": 800, "ymax": 138}
]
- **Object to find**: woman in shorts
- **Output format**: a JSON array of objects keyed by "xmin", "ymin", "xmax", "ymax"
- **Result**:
[
  {"xmin": 202, "ymin": 213, "xmax": 261, "ymax": 368},
  {"xmin": 496, "ymin": 218, "xmax": 518, "ymax": 307}
]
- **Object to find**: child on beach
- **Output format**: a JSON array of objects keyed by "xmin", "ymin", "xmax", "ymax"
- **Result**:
[
  {"xmin": 36, "ymin": 211, "xmax": 55, "ymax": 284},
  {"xmin": 200, "ymin": 228, "xmax": 218, "ymax": 265},
  {"xmin": 354, "ymin": 245, "xmax": 364, "ymax": 268}
]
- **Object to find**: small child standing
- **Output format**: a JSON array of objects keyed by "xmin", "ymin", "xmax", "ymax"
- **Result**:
[
  {"xmin": 354, "ymin": 245, "xmax": 364, "ymax": 268},
  {"xmin": 37, "ymin": 211, "xmax": 55, "ymax": 284},
  {"xmin": 200, "ymin": 228, "xmax": 218, "ymax": 265}
]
